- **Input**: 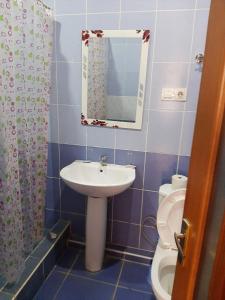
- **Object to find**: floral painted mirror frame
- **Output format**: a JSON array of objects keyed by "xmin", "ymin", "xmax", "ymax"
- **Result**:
[{"xmin": 81, "ymin": 29, "xmax": 150, "ymax": 129}]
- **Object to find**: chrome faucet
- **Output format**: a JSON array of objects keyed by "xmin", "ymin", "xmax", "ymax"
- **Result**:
[{"xmin": 100, "ymin": 155, "xmax": 107, "ymax": 166}]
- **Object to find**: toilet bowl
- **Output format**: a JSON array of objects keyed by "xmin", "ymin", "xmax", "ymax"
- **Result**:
[
  {"xmin": 151, "ymin": 186, "xmax": 186, "ymax": 300},
  {"xmin": 151, "ymin": 244, "xmax": 177, "ymax": 300}
]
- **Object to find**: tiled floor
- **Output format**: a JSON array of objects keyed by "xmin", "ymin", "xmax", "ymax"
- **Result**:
[{"xmin": 34, "ymin": 246, "xmax": 156, "ymax": 300}]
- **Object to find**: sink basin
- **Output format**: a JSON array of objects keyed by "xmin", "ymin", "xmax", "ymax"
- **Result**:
[
  {"xmin": 60, "ymin": 160, "xmax": 135, "ymax": 197},
  {"xmin": 60, "ymin": 160, "xmax": 136, "ymax": 272}
]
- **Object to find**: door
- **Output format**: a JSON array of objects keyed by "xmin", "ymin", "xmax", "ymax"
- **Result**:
[{"xmin": 172, "ymin": 0, "xmax": 225, "ymax": 299}]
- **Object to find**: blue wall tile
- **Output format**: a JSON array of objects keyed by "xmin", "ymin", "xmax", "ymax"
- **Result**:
[
  {"xmin": 60, "ymin": 144, "xmax": 86, "ymax": 169},
  {"xmin": 87, "ymin": 147, "xmax": 114, "ymax": 163},
  {"xmin": 61, "ymin": 212, "xmax": 86, "ymax": 241},
  {"xmin": 140, "ymin": 226, "xmax": 158, "ymax": 252},
  {"xmin": 115, "ymin": 150, "xmax": 145, "ymax": 189},
  {"xmin": 45, "ymin": 178, "xmax": 60, "ymax": 210},
  {"xmin": 178, "ymin": 156, "xmax": 190, "ymax": 177},
  {"xmin": 112, "ymin": 221, "xmax": 139, "ymax": 248},
  {"xmin": 61, "ymin": 181, "xmax": 86, "ymax": 215},
  {"xmin": 113, "ymin": 189, "xmax": 142, "ymax": 224},
  {"xmin": 47, "ymin": 143, "xmax": 59, "ymax": 177},
  {"xmin": 45, "ymin": 209, "xmax": 60, "ymax": 229},
  {"xmin": 144, "ymin": 153, "xmax": 178, "ymax": 191},
  {"xmin": 142, "ymin": 191, "xmax": 158, "ymax": 221}
]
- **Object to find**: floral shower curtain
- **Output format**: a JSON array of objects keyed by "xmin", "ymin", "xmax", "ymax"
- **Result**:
[{"xmin": 0, "ymin": 0, "xmax": 53, "ymax": 282}]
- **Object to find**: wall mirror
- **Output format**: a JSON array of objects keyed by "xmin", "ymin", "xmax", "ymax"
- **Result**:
[{"xmin": 81, "ymin": 30, "xmax": 150, "ymax": 129}]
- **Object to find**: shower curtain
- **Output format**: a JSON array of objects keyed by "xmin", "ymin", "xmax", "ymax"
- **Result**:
[{"xmin": 0, "ymin": 0, "xmax": 53, "ymax": 282}]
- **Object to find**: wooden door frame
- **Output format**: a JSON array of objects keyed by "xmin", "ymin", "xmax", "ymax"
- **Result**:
[{"xmin": 172, "ymin": 0, "xmax": 225, "ymax": 299}]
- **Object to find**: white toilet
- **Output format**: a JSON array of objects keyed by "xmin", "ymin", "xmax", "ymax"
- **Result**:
[{"xmin": 151, "ymin": 183, "xmax": 186, "ymax": 300}]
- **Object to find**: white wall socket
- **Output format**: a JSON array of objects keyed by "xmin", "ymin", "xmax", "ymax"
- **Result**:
[{"xmin": 161, "ymin": 88, "xmax": 187, "ymax": 101}]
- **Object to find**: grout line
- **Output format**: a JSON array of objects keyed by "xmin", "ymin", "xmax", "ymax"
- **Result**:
[
  {"xmin": 112, "ymin": 260, "xmax": 125, "ymax": 300},
  {"xmin": 55, "ymin": 7, "xmax": 209, "ymax": 17},
  {"xmin": 58, "ymin": 271, "xmax": 116, "ymax": 287},
  {"xmin": 53, "ymin": 250, "xmax": 81, "ymax": 299},
  {"xmin": 176, "ymin": 0, "xmax": 198, "ymax": 174},
  {"xmin": 117, "ymin": 285, "xmax": 154, "ymax": 295},
  {"xmin": 68, "ymin": 239, "xmax": 155, "ymax": 257},
  {"xmin": 52, "ymin": 0, "xmax": 62, "ymax": 217},
  {"xmin": 138, "ymin": 0, "xmax": 158, "ymax": 248}
]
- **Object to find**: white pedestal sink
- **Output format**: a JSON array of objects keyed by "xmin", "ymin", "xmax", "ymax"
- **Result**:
[{"xmin": 60, "ymin": 160, "xmax": 135, "ymax": 272}]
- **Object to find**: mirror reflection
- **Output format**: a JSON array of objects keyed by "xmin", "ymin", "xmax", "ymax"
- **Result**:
[{"xmin": 87, "ymin": 37, "xmax": 142, "ymax": 122}]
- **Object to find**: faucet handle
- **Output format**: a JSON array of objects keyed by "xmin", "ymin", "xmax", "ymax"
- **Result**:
[{"xmin": 100, "ymin": 155, "xmax": 107, "ymax": 162}]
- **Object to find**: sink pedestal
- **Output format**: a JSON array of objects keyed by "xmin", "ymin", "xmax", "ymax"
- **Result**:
[{"xmin": 85, "ymin": 196, "xmax": 107, "ymax": 272}]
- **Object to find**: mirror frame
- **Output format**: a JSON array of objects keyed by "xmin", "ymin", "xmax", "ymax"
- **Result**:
[{"xmin": 81, "ymin": 29, "xmax": 150, "ymax": 129}]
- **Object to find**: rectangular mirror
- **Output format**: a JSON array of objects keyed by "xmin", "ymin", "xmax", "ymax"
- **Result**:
[{"xmin": 81, "ymin": 30, "xmax": 150, "ymax": 129}]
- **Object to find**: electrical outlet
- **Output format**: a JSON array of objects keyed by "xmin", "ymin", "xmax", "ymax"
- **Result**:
[{"xmin": 161, "ymin": 88, "xmax": 187, "ymax": 101}]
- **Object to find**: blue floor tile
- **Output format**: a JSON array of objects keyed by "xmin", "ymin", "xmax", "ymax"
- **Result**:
[
  {"xmin": 34, "ymin": 271, "xmax": 65, "ymax": 300},
  {"xmin": 115, "ymin": 287, "xmax": 156, "ymax": 300},
  {"xmin": 55, "ymin": 247, "xmax": 80, "ymax": 272},
  {"xmin": 71, "ymin": 253, "xmax": 122, "ymax": 284},
  {"xmin": 119, "ymin": 262, "xmax": 152, "ymax": 293},
  {"xmin": 55, "ymin": 274, "xmax": 115, "ymax": 300}
]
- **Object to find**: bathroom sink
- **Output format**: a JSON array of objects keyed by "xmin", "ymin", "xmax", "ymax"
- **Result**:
[
  {"xmin": 60, "ymin": 160, "xmax": 135, "ymax": 273},
  {"xmin": 60, "ymin": 160, "xmax": 135, "ymax": 197}
]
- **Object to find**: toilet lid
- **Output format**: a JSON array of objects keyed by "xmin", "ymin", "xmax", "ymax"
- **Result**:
[{"xmin": 157, "ymin": 189, "xmax": 186, "ymax": 249}]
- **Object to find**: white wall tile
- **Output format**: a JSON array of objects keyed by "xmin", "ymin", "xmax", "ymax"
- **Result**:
[
  {"xmin": 57, "ymin": 62, "xmax": 81, "ymax": 105},
  {"xmin": 154, "ymin": 11, "xmax": 194, "ymax": 62},
  {"xmin": 58, "ymin": 105, "xmax": 86, "ymax": 145},
  {"xmin": 150, "ymin": 62, "xmax": 189, "ymax": 111},
  {"xmin": 55, "ymin": 0, "xmax": 85, "ymax": 15},
  {"xmin": 48, "ymin": 105, "xmax": 58, "ymax": 143},
  {"xmin": 180, "ymin": 112, "xmax": 196, "ymax": 156},
  {"xmin": 87, "ymin": 127, "xmax": 115, "ymax": 148},
  {"xmin": 147, "ymin": 110, "xmax": 183, "ymax": 155},
  {"xmin": 56, "ymin": 15, "xmax": 85, "ymax": 62},
  {"xmin": 115, "ymin": 110, "xmax": 148, "ymax": 151}
]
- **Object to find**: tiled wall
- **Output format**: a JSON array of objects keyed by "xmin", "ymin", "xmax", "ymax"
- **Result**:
[{"xmin": 45, "ymin": 0, "xmax": 210, "ymax": 257}]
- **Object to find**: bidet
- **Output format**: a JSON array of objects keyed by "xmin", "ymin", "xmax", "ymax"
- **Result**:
[{"xmin": 60, "ymin": 160, "xmax": 135, "ymax": 271}]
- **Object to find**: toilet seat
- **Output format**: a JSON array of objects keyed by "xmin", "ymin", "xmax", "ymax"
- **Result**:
[{"xmin": 157, "ymin": 189, "xmax": 186, "ymax": 249}]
